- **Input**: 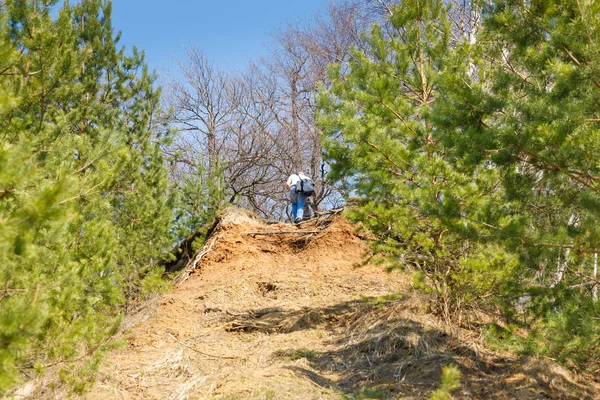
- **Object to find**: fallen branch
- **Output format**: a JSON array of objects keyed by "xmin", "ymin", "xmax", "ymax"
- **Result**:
[
  {"xmin": 167, "ymin": 333, "xmax": 236, "ymax": 359},
  {"xmin": 244, "ymin": 230, "xmax": 321, "ymax": 235},
  {"xmin": 224, "ymin": 321, "xmax": 275, "ymax": 332},
  {"xmin": 315, "ymin": 208, "xmax": 344, "ymax": 217}
]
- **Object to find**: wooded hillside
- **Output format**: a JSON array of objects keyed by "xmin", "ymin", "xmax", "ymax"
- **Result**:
[{"xmin": 1, "ymin": 0, "xmax": 599, "ymax": 397}]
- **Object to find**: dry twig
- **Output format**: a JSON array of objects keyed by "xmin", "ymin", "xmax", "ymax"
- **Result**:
[{"xmin": 167, "ymin": 333, "xmax": 236, "ymax": 360}]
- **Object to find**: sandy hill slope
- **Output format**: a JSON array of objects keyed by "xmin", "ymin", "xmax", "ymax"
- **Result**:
[{"xmin": 82, "ymin": 208, "xmax": 598, "ymax": 400}]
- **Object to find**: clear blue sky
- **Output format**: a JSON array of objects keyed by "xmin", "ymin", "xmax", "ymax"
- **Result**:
[{"xmin": 111, "ymin": 1, "xmax": 330, "ymax": 76}]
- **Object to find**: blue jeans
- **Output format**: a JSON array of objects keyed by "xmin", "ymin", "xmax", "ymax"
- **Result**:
[{"xmin": 290, "ymin": 186, "xmax": 306, "ymax": 221}]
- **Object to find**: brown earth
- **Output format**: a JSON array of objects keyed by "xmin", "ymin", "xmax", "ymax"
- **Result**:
[{"xmin": 55, "ymin": 208, "xmax": 600, "ymax": 399}]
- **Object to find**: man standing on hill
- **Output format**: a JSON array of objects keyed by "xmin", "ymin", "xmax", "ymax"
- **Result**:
[{"xmin": 286, "ymin": 171, "xmax": 313, "ymax": 223}]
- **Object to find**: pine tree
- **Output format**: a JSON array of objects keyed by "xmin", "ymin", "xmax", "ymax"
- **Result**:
[
  {"xmin": 434, "ymin": 0, "xmax": 600, "ymax": 367},
  {"xmin": 0, "ymin": 0, "xmax": 175, "ymax": 392},
  {"xmin": 171, "ymin": 155, "xmax": 227, "ymax": 241},
  {"xmin": 319, "ymin": 0, "xmax": 514, "ymax": 324}
]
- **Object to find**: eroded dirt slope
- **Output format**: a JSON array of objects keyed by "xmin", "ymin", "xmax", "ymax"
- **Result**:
[{"xmin": 84, "ymin": 208, "xmax": 599, "ymax": 400}]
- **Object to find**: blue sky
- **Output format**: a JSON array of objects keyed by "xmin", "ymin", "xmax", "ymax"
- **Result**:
[{"xmin": 111, "ymin": 1, "xmax": 330, "ymax": 76}]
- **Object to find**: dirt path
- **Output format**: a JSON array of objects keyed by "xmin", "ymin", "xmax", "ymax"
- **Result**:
[{"xmin": 86, "ymin": 209, "xmax": 600, "ymax": 400}]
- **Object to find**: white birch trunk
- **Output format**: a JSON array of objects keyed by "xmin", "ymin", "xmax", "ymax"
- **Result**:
[
  {"xmin": 594, "ymin": 253, "xmax": 598, "ymax": 300},
  {"xmin": 554, "ymin": 248, "xmax": 569, "ymax": 285},
  {"xmin": 554, "ymin": 213, "xmax": 577, "ymax": 286}
]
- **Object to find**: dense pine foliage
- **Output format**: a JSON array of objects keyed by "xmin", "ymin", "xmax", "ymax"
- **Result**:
[
  {"xmin": 319, "ymin": 0, "xmax": 514, "ymax": 325},
  {"xmin": 0, "ymin": 0, "xmax": 176, "ymax": 392},
  {"xmin": 319, "ymin": 0, "xmax": 600, "ymax": 370}
]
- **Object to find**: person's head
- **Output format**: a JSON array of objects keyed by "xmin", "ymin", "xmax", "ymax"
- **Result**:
[{"xmin": 298, "ymin": 171, "xmax": 305, "ymax": 176}]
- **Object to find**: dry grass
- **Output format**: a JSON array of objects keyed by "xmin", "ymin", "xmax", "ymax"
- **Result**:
[{"xmin": 23, "ymin": 207, "xmax": 600, "ymax": 400}]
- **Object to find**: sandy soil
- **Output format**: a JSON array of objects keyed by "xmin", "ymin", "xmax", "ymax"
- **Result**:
[{"xmin": 80, "ymin": 208, "xmax": 600, "ymax": 400}]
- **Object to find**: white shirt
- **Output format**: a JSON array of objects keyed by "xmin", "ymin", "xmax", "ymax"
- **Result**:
[{"xmin": 287, "ymin": 173, "xmax": 310, "ymax": 188}]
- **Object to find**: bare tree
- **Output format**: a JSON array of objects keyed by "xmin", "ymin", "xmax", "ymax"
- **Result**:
[
  {"xmin": 253, "ymin": 0, "xmax": 387, "ymax": 216},
  {"xmin": 168, "ymin": 47, "xmax": 235, "ymax": 175},
  {"xmin": 164, "ymin": 0, "xmax": 390, "ymax": 221},
  {"xmin": 219, "ymin": 69, "xmax": 285, "ymax": 213}
]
